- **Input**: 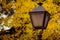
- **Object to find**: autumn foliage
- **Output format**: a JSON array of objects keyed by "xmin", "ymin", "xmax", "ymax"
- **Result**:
[{"xmin": 0, "ymin": 0, "xmax": 60, "ymax": 40}]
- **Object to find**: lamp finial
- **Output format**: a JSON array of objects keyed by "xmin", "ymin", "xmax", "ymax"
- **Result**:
[{"xmin": 38, "ymin": 3, "xmax": 43, "ymax": 6}]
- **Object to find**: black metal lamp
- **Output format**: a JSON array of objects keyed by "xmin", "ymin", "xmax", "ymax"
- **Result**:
[
  {"xmin": 29, "ymin": 3, "xmax": 50, "ymax": 29},
  {"xmin": 29, "ymin": 3, "xmax": 50, "ymax": 40}
]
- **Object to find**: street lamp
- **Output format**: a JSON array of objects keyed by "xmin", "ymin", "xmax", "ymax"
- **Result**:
[{"xmin": 29, "ymin": 3, "xmax": 50, "ymax": 40}]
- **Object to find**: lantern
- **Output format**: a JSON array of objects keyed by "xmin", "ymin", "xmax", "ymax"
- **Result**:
[{"xmin": 29, "ymin": 3, "xmax": 50, "ymax": 29}]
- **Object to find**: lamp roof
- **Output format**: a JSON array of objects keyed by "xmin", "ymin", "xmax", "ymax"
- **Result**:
[{"xmin": 31, "ymin": 3, "xmax": 46, "ymax": 12}]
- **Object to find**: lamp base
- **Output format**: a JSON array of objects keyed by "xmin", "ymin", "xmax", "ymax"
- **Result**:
[{"xmin": 33, "ymin": 26, "xmax": 46, "ymax": 29}]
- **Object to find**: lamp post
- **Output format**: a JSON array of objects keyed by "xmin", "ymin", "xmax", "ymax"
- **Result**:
[{"xmin": 29, "ymin": 3, "xmax": 50, "ymax": 40}]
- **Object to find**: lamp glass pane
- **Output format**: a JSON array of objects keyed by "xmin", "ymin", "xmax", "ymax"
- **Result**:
[
  {"xmin": 44, "ymin": 14, "xmax": 49, "ymax": 27},
  {"xmin": 30, "ymin": 12, "xmax": 44, "ymax": 27}
]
